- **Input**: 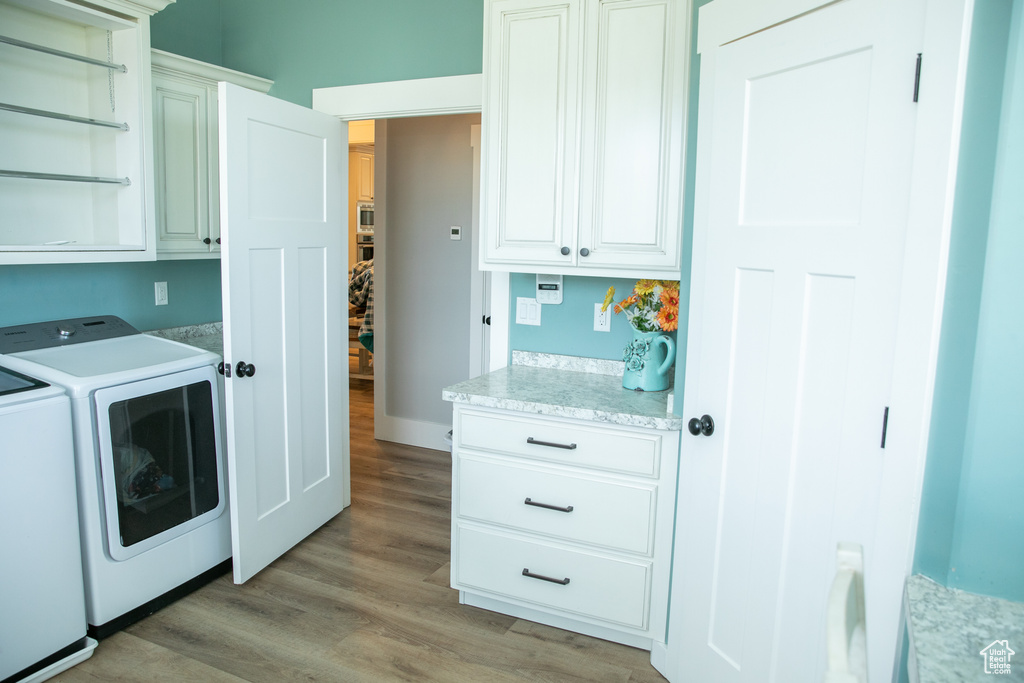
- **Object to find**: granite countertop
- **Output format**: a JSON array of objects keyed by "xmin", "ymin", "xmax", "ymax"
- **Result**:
[
  {"xmin": 905, "ymin": 574, "xmax": 1024, "ymax": 681},
  {"xmin": 443, "ymin": 351, "xmax": 682, "ymax": 431},
  {"xmin": 146, "ymin": 322, "xmax": 223, "ymax": 356}
]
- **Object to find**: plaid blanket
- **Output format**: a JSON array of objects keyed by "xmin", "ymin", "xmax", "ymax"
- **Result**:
[{"xmin": 348, "ymin": 260, "xmax": 374, "ymax": 352}]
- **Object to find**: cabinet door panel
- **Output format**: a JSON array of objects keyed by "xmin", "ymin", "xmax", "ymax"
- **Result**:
[
  {"xmin": 153, "ymin": 79, "xmax": 210, "ymax": 252},
  {"xmin": 579, "ymin": 0, "xmax": 686, "ymax": 272},
  {"xmin": 482, "ymin": 0, "xmax": 581, "ymax": 267},
  {"xmin": 356, "ymin": 152, "xmax": 373, "ymax": 202}
]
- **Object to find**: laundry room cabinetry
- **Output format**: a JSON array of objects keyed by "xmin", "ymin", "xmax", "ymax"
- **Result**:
[
  {"xmin": 0, "ymin": 0, "xmax": 172, "ymax": 264},
  {"xmin": 480, "ymin": 0, "xmax": 689, "ymax": 278},
  {"xmin": 449, "ymin": 402, "xmax": 680, "ymax": 649},
  {"xmin": 151, "ymin": 50, "xmax": 271, "ymax": 258}
]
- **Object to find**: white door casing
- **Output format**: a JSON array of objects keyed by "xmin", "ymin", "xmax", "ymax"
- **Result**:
[
  {"xmin": 312, "ymin": 75, "xmax": 503, "ymax": 448},
  {"xmin": 219, "ymin": 82, "xmax": 350, "ymax": 584},
  {"xmin": 655, "ymin": 0, "xmax": 971, "ymax": 681}
]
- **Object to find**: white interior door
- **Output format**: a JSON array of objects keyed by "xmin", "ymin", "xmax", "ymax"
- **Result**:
[
  {"xmin": 219, "ymin": 82, "xmax": 350, "ymax": 584},
  {"xmin": 662, "ymin": 0, "xmax": 926, "ymax": 680}
]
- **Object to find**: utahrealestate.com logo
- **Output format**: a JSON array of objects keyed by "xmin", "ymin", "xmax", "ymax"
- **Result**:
[{"xmin": 980, "ymin": 640, "xmax": 1015, "ymax": 675}]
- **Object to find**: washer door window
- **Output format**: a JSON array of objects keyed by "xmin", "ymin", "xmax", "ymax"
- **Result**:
[{"xmin": 94, "ymin": 366, "xmax": 225, "ymax": 561}]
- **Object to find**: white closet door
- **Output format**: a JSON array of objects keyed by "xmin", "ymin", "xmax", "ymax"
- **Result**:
[
  {"xmin": 662, "ymin": 0, "xmax": 934, "ymax": 680},
  {"xmin": 219, "ymin": 82, "xmax": 350, "ymax": 584}
]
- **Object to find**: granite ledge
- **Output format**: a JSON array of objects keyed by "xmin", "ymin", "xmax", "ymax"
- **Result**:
[
  {"xmin": 905, "ymin": 574, "xmax": 1024, "ymax": 682},
  {"xmin": 146, "ymin": 322, "xmax": 223, "ymax": 356},
  {"xmin": 443, "ymin": 358, "xmax": 682, "ymax": 431}
]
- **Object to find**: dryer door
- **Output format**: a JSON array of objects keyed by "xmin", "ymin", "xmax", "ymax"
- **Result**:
[{"xmin": 93, "ymin": 365, "xmax": 226, "ymax": 561}]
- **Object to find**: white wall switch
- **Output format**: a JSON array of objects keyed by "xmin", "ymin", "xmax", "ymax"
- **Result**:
[
  {"xmin": 450, "ymin": 226, "xmax": 462, "ymax": 240},
  {"xmin": 154, "ymin": 281, "xmax": 168, "ymax": 306},
  {"xmin": 594, "ymin": 303, "xmax": 611, "ymax": 332},
  {"xmin": 516, "ymin": 297, "xmax": 541, "ymax": 326}
]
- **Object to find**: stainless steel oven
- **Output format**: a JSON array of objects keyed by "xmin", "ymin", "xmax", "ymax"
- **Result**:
[
  {"xmin": 357, "ymin": 202, "xmax": 374, "ymax": 233},
  {"xmin": 356, "ymin": 233, "xmax": 373, "ymax": 262}
]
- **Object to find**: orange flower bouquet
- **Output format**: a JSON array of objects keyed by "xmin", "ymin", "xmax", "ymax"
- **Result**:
[{"xmin": 602, "ymin": 280, "xmax": 680, "ymax": 333}]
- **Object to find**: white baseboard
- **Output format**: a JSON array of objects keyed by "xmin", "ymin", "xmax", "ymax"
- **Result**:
[{"xmin": 375, "ymin": 415, "xmax": 451, "ymax": 451}]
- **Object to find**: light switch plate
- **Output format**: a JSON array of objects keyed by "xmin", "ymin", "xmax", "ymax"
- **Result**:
[
  {"xmin": 516, "ymin": 297, "xmax": 541, "ymax": 326},
  {"xmin": 450, "ymin": 226, "xmax": 462, "ymax": 240},
  {"xmin": 154, "ymin": 281, "xmax": 168, "ymax": 306},
  {"xmin": 594, "ymin": 303, "xmax": 611, "ymax": 332}
]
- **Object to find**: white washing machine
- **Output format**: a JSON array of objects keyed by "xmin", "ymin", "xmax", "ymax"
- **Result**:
[
  {"xmin": 0, "ymin": 365, "xmax": 96, "ymax": 681},
  {"xmin": 0, "ymin": 316, "xmax": 232, "ymax": 638}
]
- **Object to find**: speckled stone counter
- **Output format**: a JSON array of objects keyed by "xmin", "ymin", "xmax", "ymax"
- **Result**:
[
  {"xmin": 906, "ymin": 574, "xmax": 1024, "ymax": 681},
  {"xmin": 146, "ymin": 322, "xmax": 223, "ymax": 356},
  {"xmin": 442, "ymin": 351, "xmax": 682, "ymax": 431}
]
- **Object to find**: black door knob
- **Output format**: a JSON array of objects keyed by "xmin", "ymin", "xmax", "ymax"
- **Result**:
[
  {"xmin": 560, "ymin": 246, "xmax": 570, "ymax": 255},
  {"xmin": 687, "ymin": 414, "xmax": 715, "ymax": 436},
  {"xmin": 235, "ymin": 361, "xmax": 256, "ymax": 378},
  {"xmin": 203, "ymin": 237, "xmax": 212, "ymax": 245},
  {"xmin": 215, "ymin": 237, "xmax": 221, "ymax": 245},
  {"xmin": 217, "ymin": 361, "xmax": 225, "ymax": 376},
  {"xmin": 579, "ymin": 247, "xmax": 590, "ymax": 257}
]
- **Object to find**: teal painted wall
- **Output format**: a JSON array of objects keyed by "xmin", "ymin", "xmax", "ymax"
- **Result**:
[
  {"xmin": 215, "ymin": 0, "xmax": 484, "ymax": 107},
  {"xmin": 508, "ymin": 274, "xmax": 649, "ymax": 361},
  {"xmin": 913, "ymin": 0, "xmax": 1023, "ymax": 602},
  {"xmin": 149, "ymin": 0, "xmax": 223, "ymax": 65},
  {"xmin": 0, "ymin": 260, "xmax": 222, "ymax": 330}
]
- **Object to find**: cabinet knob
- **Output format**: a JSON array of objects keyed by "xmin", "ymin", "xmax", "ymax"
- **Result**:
[
  {"xmin": 235, "ymin": 361, "xmax": 256, "ymax": 378},
  {"xmin": 579, "ymin": 247, "xmax": 590, "ymax": 257},
  {"xmin": 560, "ymin": 246, "xmax": 570, "ymax": 256},
  {"xmin": 216, "ymin": 237, "xmax": 221, "ymax": 245},
  {"xmin": 687, "ymin": 414, "xmax": 715, "ymax": 437},
  {"xmin": 203, "ymin": 237, "xmax": 212, "ymax": 245}
]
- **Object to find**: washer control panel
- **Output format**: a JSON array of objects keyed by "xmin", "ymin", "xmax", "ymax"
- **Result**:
[{"xmin": 0, "ymin": 315, "xmax": 139, "ymax": 354}]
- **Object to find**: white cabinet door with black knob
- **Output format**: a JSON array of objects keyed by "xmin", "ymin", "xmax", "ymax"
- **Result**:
[
  {"xmin": 152, "ymin": 50, "xmax": 271, "ymax": 259},
  {"xmin": 480, "ymin": 0, "xmax": 688, "ymax": 278}
]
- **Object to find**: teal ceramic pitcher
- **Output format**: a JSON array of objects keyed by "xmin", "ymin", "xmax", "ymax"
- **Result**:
[{"xmin": 622, "ymin": 330, "xmax": 675, "ymax": 391}]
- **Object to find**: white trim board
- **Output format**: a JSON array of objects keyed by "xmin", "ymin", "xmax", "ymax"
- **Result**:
[
  {"xmin": 313, "ymin": 75, "xmax": 508, "ymax": 449},
  {"xmin": 312, "ymin": 74, "xmax": 483, "ymax": 120},
  {"xmin": 376, "ymin": 415, "xmax": 453, "ymax": 453}
]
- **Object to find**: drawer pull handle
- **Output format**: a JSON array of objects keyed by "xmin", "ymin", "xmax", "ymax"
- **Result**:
[
  {"xmin": 522, "ymin": 568, "xmax": 570, "ymax": 585},
  {"xmin": 527, "ymin": 436, "xmax": 577, "ymax": 450},
  {"xmin": 524, "ymin": 497, "xmax": 574, "ymax": 513}
]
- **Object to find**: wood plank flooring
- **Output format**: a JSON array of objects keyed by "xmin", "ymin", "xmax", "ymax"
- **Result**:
[{"xmin": 54, "ymin": 366, "xmax": 666, "ymax": 682}]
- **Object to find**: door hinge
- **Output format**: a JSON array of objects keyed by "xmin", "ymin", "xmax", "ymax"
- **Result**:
[
  {"xmin": 880, "ymin": 406, "xmax": 890, "ymax": 448},
  {"xmin": 913, "ymin": 53, "xmax": 923, "ymax": 102}
]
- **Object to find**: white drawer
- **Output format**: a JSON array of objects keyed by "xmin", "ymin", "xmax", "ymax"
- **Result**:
[
  {"xmin": 456, "ymin": 408, "xmax": 661, "ymax": 477},
  {"xmin": 454, "ymin": 525, "xmax": 651, "ymax": 630},
  {"xmin": 457, "ymin": 455, "xmax": 656, "ymax": 555}
]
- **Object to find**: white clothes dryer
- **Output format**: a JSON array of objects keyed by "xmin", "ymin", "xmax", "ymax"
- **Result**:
[{"xmin": 0, "ymin": 316, "xmax": 232, "ymax": 638}]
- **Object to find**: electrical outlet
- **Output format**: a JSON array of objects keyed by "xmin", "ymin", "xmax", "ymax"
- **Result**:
[
  {"xmin": 594, "ymin": 303, "xmax": 611, "ymax": 332},
  {"xmin": 154, "ymin": 281, "xmax": 168, "ymax": 306}
]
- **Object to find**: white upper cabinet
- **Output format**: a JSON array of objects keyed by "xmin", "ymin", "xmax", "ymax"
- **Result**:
[
  {"xmin": 481, "ymin": 0, "xmax": 582, "ymax": 271},
  {"xmin": 151, "ymin": 50, "xmax": 271, "ymax": 259},
  {"xmin": 0, "ymin": 0, "xmax": 172, "ymax": 264},
  {"xmin": 481, "ymin": 0, "xmax": 689, "ymax": 277}
]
